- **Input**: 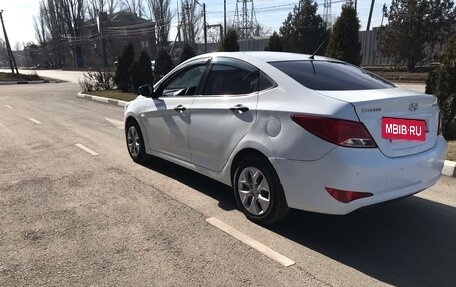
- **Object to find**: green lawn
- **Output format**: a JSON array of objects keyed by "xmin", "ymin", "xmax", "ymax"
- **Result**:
[
  {"xmin": 85, "ymin": 90, "xmax": 138, "ymax": 102},
  {"xmin": 0, "ymin": 72, "xmax": 43, "ymax": 81}
]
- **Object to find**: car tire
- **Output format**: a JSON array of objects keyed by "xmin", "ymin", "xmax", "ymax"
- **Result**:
[
  {"xmin": 233, "ymin": 156, "xmax": 289, "ymax": 225},
  {"xmin": 125, "ymin": 120, "xmax": 148, "ymax": 164}
]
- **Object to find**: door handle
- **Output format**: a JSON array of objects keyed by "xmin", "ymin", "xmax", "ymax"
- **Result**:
[
  {"xmin": 174, "ymin": 104, "xmax": 187, "ymax": 113},
  {"xmin": 229, "ymin": 104, "xmax": 249, "ymax": 113}
]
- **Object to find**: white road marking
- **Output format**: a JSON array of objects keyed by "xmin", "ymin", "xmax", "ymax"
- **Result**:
[
  {"xmin": 5, "ymin": 105, "xmax": 13, "ymax": 109},
  {"xmin": 206, "ymin": 217, "xmax": 295, "ymax": 267},
  {"xmin": 105, "ymin": 117, "xmax": 124, "ymax": 129},
  {"xmin": 75, "ymin": 143, "xmax": 99, "ymax": 156},
  {"xmin": 29, "ymin": 118, "xmax": 41, "ymax": 124}
]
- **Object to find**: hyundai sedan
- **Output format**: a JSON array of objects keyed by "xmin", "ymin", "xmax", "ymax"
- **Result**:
[{"xmin": 124, "ymin": 52, "xmax": 447, "ymax": 225}]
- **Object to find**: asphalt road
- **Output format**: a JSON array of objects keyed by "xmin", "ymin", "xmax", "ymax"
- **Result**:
[{"xmin": 0, "ymin": 73, "xmax": 455, "ymax": 286}]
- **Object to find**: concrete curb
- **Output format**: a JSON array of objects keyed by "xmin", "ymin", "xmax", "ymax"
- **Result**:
[
  {"xmin": 76, "ymin": 90, "xmax": 456, "ymax": 179},
  {"xmin": 442, "ymin": 160, "xmax": 456, "ymax": 178},
  {"xmin": 0, "ymin": 80, "xmax": 57, "ymax": 85},
  {"xmin": 77, "ymin": 92, "xmax": 128, "ymax": 107}
]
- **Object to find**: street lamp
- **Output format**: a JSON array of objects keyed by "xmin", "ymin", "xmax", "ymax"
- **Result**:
[{"xmin": 194, "ymin": 0, "xmax": 207, "ymax": 53}]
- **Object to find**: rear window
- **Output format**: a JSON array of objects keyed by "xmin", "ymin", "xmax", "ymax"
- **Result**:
[{"xmin": 270, "ymin": 61, "xmax": 395, "ymax": 90}]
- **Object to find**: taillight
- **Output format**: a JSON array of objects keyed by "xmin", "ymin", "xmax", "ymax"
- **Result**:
[
  {"xmin": 290, "ymin": 115, "xmax": 377, "ymax": 148},
  {"xmin": 325, "ymin": 187, "xmax": 373, "ymax": 203},
  {"xmin": 438, "ymin": 112, "xmax": 443, "ymax": 135}
]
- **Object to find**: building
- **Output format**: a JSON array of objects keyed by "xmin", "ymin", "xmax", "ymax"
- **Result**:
[{"xmin": 81, "ymin": 11, "xmax": 157, "ymax": 68}]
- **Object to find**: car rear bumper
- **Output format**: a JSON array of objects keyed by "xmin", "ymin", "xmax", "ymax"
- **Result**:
[{"xmin": 270, "ymin": 136, "xmax": 448, "ymax": 215}]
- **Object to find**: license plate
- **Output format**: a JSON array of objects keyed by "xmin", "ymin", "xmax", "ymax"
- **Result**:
[{"xmin": 381, "ymin": 117, "xmax": 426, "ymax": 141}]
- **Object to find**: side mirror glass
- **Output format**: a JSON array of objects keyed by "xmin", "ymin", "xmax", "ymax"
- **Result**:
[{"xmin": 138, "ymin": 84, "xmax": 157, "ymax": 98}]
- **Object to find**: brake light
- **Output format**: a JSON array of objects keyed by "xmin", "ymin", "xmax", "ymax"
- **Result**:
[
  {"xmin": 325, "ymin": 187, "xmax": 373, "ymax": 203},
  {"xmin": 290, "ymin": 115, "xmax": 377, "ymax": 148},
  {"xmin": 438, "ymin": 112, "xmax": 443, "ymax": 135}
]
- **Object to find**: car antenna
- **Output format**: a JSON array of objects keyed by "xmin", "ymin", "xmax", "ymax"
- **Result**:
[{"xmin": 309, "ymin": 41, "xmax": 326, "ymax": 60}]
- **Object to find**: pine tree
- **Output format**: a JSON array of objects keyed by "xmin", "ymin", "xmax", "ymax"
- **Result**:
[
  {"xmin": 425, "ymin": 36, "xmax": 456, "ymax": 139},
  {"xmin": 326, "ymin": 3, "xmax": 361, "ymax": 65},
  {"xmin": 219, "ymin": 29, "xmax": 240, "ymax": 52},
  {"xmin": 180, "ymin": 43, "xmax": 196, "ymax": 63},
  {"xmin": 264, "ymin": 32, "xmax": 283, "ymax": 52},
  {"xmin": 378, "ymin": 0, "xmax": 455, "ymax": 71},
  {"xmin": 114, "ymin": 43, "xmax": 135, "ymax": 92},
  {"xmin": 279, "ymin": 0, "xmax": 329, "ymax": 55},
  {"xmin": 131, "ymin": 51, "xmax": 154, "ymax": 94},
  {"xmin": 154, "ymin": 49, "xmax": 175, "ymax": 82}
]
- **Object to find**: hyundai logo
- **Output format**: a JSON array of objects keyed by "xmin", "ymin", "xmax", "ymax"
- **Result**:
[{"xmin": 408, "ymin": 103, "xmax": 419, "ymax": 112}]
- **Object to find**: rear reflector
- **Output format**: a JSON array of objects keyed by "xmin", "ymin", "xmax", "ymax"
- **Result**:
[
  {"xmin": 291, "ymin": 115, "xmax": 377, "ymax": 148},
  {"xmin": 325, "ymin": 187, "xmax": 373, "ymax": 203}
]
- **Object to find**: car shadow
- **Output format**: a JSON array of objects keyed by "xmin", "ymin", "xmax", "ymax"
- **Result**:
[
  {"xmin": 141, "ymin": 157, "xmax": 455, "ymax": 286},
  {"xmin": 140, "ymin": 156, "xmax": 237, "ymax": 211}
]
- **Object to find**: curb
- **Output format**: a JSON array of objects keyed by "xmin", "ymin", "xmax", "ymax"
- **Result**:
[
  {"xmin": 77, "ymin": 92, "xmax": 128, "ymax": 107},
  {"xmin": 442, "ymin": 160, "xmax": 456, "ymax": 178},
  {"xmin": 76, "ymin": 90, "xmax": 456, "ymax": 179},
  {"xmin": 0, "ymin": 80, "xmax": 57, "ymax": 85}
]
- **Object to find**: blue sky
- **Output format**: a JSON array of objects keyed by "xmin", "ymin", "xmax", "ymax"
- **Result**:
[{"xmin": 1, "ymin": 0, "xmax": 390, "ymax": 49}]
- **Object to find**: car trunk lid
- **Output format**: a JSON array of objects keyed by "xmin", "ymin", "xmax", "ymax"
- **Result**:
[{"xmin": 316, "ymin": 87, "xmax": 439, "ymax": 158}]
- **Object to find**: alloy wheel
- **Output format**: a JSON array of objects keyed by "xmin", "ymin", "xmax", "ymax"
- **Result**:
[{"xmin": 237, "ymin": 167, "xmax": 271, "ymax": 216}]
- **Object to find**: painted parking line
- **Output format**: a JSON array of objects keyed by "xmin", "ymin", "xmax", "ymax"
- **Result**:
[
  {"xmin": 29, "ymin": 118, "xmax": 41, "ymax": 124},
  {"xmin": 105, "ymin": 117, "xmax": 124, "ymax": 129},
  {"xmin": 206, "ymin": 217, "xmax": 295, "ymax": 267},
  {"xmin": 75, "ymin": 143, "xmax": 99, "ymax": 156},
  {"xmin": 5, "ymin": 105, "xmax": 13, "ymax": 109}
]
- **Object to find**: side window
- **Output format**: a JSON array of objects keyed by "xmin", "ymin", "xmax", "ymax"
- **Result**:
[
  {"xmin": 259, "ymin": 71, "xmax": 276, "ymax": 91},
  {"xmin": 160, "ymin": 65, "xmax": 206, "ymax": 97},
  {"xmin": 203, "ymin": 63, "xmax": 259, "ymax": 95}
]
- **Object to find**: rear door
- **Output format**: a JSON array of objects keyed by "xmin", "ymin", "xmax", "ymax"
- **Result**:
[{"xmin": 188, "ymin": 57, "xmax": 259, "ymax": 171}]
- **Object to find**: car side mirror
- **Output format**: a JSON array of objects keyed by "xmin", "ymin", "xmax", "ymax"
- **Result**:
[{"xmin": 138, "ymin": 84, "xmax": 158, "ymax": 98}]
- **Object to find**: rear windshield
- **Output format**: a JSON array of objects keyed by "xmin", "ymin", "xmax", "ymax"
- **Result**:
[{"xmin": 269, "ymin": 60, "xmax": 395, "ymax": 90}]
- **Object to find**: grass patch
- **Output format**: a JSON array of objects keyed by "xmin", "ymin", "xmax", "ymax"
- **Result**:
[
  {"xmin": 0, "ymin": 72, "xmax": 43, "ymax": 81},
  {"xmin": 447, "ymin": 141, "xmax": 456, "ymax": 162},
  {"xmin": 85, "ymin": 90, "xmax": 138, "ymax": 102}
]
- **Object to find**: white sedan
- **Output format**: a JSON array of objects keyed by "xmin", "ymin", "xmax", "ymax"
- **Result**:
[{"xmin": 124, "ymin": 52, "xmax": 447, "ymax": 225}]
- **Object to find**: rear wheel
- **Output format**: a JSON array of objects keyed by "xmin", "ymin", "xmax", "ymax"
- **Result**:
[
  {"xmin": 233, "ymin": 156, "xmax": 289, "ymax": 225},
  {"xmin": 126, "ymin": 120, "xmax": 148, "ymax": 163}
]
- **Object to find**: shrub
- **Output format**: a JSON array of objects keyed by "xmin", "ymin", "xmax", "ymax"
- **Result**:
[
  {"xmin": 78, "ymin": 70, "xmax": 115, "ymax": 92},
  {"xmin": 219, "ymin": 29, "xmax": 239, "ymax": 52},
  {"xmin": 131, "ymin": 51, "xmax": 154, "ymax": 93},
  {"xmin": 264, "ymin": 32, "xmax": 283, "ymax": 52},
  {"xmin": 114, "ymin": 43, "xmax": 135, "ymax": 92},
  {"xmin": 425, "ymin": 36, "xmax": 456, "ymax": 140},
  {"xmin": 180, "ymin": 43, "xmax": 196, "ymax": 63},
  {"xmin": 154, "ymin": 49, "xmax": 175, "ymax": 82}
]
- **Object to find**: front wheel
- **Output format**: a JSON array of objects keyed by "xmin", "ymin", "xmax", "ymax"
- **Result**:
[
  {"xmin": 233, "ymin": 156, "xmax": 289, "ymax": 225},
  {"xmin": 125, "ymin": 120, "xmax": 148, "ymax": 163}
]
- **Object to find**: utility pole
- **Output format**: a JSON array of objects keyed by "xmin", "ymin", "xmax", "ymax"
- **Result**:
[
  {"xmin": 381, "ymin": 3, "xmax": 387, "ymax": 26},
  {"xmin": 203, "ymin": 3, "xmax": 207, "ymax": 53},
  {"xmin": 355, "ymin": 0, "xmax": 357, "ymax": 13},
  {"xmin": 194, "ymin": 0, "xmax": 207, "ymax": 53},
  {"xmin": 0, "ymin": 10, "xmax": 18, "ymax": 74},
  {"xmin": 224, "ymin": 0, "xmax": 226, "ymax": 37},
  {"xmin": 97, "ymin": 12, "xmax": 108, "ymax": 68},
  {"xmin": 366, "ymin": 0, "xmax": 375, "ymax": 31}
]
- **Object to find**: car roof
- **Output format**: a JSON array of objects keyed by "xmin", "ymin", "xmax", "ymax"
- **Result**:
[{"xmin": 194, "ymin": 51, "xmax": 340, "ymax": 63}]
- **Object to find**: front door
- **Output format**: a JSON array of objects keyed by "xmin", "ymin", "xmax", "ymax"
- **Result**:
[{"xmin": 144, "ymin": 62, "xmax": 208, "ymax": 162}]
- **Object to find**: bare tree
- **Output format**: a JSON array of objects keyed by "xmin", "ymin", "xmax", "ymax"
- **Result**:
[
  {"xmin": 88, "ymin": 0, "xmax": 119, "ymax": 17},
  {"xmin": 122, "ymin": 0, "xmax": 145, "ymax": 17},
  {"xmin": 147, "ymin": 0, "xmax": 172, "ymax": 48},
  {"xmin": 33, "ymin": 13, "xmax": 48, "ymax": 46},
  {"xmin": 60, "ymin": 0, "xmax": 86, "ymax": 67},
  {"xmin": 180, "ymin": 0, "xmax": 202, "ymax": 44}
]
